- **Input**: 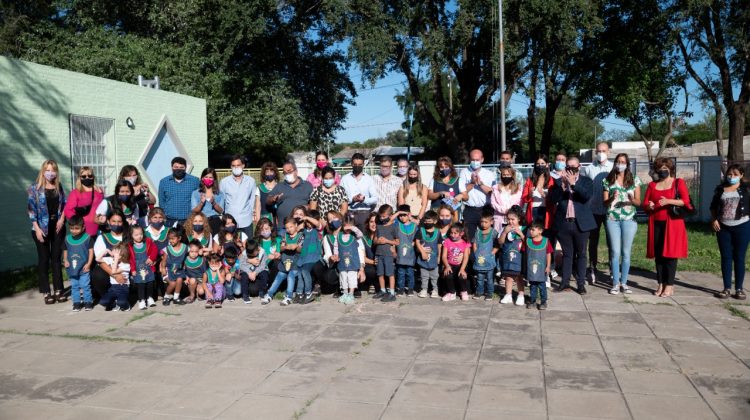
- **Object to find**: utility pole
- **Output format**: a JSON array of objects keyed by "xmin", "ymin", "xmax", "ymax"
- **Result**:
[
  {"xmin": 498, "ymin": 0, "xmax": 506, "ymax": 153},
  {"xmin": 448, "ymin": 73, "xmax": 453, "ymax": 112}
]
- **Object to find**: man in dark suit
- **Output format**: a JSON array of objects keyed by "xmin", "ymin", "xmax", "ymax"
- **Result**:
[{"xmin": 548, "ymin": 156, "xmax": 595, "ymax": 294}]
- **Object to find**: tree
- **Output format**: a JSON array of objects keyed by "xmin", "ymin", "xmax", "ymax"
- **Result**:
[
  {"xmin": 675, "ymin": 0, "xmax": 750, "ymax": 161},
  {"xmin": 340, "ymin": 1, "xmax": 530, "ymax": 162},
  {"xmin": 1, "ymin": 0, "xmax": 355, "ymax": 163}
]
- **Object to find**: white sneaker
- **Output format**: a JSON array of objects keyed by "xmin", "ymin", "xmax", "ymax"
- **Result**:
[
  {"xmin": 260, "ymin": 294, "xmax": 272, "ymax": 305},
  {"xmin": 147, "ymin": 297, "xmax": 156, "ymax": 307},
  {"xmin": 441, "ymin": 293, "xmax": 456, "ymax": 302},
  {"xmin": 418, "ymin": 290, "xmax": 428, "ymax": 298},
  {"xmin": 546, "ymin": 279, "xmax": 552, "ymax": 289},
  {"xmin": 430, "ymin": 291, "xmax": 439, "ymax": 298},
  {"xmin": 609, "ymin": 288, "xmax": 620, "ymax": 295},
  {"xmin": 622, "ymin": 285, "xmax": 632, "ymax": 294},
  {"xmin": 280, "ymin": 297, "xmax": 292, "ymax": 306},
  {"xmin": 550, "ymin": 270, "xmax": 559, "ymax": 280},
  {"xmin": 138, "ymin": 300, "xmax": 147, "ymax": 310},
  {"xmin": 515, "ymin": 295, "xmax": 525, "ymax": 306},
  {"xmin": 500, "ymin": 294, "xmax": 513, "ymax": 304}
]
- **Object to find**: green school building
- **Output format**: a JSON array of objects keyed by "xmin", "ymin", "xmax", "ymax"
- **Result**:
[{"xmin": 0, "ymin": 56, "xmax": 208, "ymax": 271}]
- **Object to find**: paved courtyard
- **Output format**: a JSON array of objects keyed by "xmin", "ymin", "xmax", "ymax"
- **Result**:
[{"xmin": 0, "ymin": 271, "xmax": 749, "ymax": 420}]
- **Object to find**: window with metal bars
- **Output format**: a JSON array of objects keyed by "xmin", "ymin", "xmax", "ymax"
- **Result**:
[{"xmin": 69, "ymin": 114, "xmax": 116, "ymax": 192}]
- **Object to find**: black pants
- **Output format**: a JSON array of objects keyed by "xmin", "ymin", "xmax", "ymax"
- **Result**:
[
  {"xmin": 443, "ymin": 264, "xmax": 468, "ymax": 294},
  {"xmin": 31, "ymin": 225, "xmax": 65, "ymax": 294},
  {"xmin": 653, "ymin": 221, "xmax": 677, "ymax": 285},
  {"xmin": 136, "ymin": 282, "xmax": 154, "ymax": 301},
  {"xmin": 364, "ymin": 264, "xmax": 378, "ymax": 292},
  {"xmin": 90, "ymin": 265, "xmax": 112, "ymax": 300},
  {"xmin": 242, "ymin": 270, "xmax": 270, "ymax": 298},
  {"xmin": 313, "ymin": 261, "xmax": 339, "ymax": 294},
  {"xmin": 588, "ymin": 214, "xmax": 607, "ymax": 269},
  {"xmin": 463, "ymin": 206, "xmax": 486, "ymax": 242},
  {"xmin": 557, "ymin": 220, "xmax": 590, "ymax": 288}
]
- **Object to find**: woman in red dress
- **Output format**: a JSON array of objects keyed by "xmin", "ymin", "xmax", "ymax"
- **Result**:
[{"xmin": 643, "ymin": 157, "xmax": 691, "ymax": 297}]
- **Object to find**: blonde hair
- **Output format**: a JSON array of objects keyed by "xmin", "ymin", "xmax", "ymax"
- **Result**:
[
  {"xmin": 401, "ymin": 163, "xmax": 425, "ymax": 201},
  {"xmin": 35, "ymin": 160, "xmax": 63, "ymax": 194},
  {"xmin": 75, "ymin": 166, "xmax": 96, "ymax": 192},
  {"xmin": 500, "ymin": 167, "xmax": 520, "ymax": 194}
]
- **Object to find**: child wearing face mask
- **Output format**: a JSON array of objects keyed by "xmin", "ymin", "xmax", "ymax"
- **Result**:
[
  {"xmin": 295, "ymin": 210, "xmax": 323, "ymax": 304},
  {"xmin": 213, "ymin": 214, "xmax": 248, "ymax": 256},
  {"xmin": 129, "ymin": 224, "xmax": 158, "ymax": 310},
  {"xmin": 374, "ymin": 204, "xmax": 399, "ymax": 302},
  {"xmin": 441, "ymin": 223, "xmax": 471, "ymax": 301},
  {"xmin": 183, "ymin": 240, "xmax": 206, "ymax": 304},
  {"xmin": 262, "ymin": 217, "xmax": 303, "ymax": 306},
  {"xmin": 145, "ymin": 207, "xmax": 169, "ymax": 301},
  {"xmin": 204, "ymin": 253, "xmax": 226, "ymax": 308},
  {"xmin": 395, "ymin": 204, "xmax": 418, "ymax": 296},
  {"xmin": 160, "ymin": 227, "xmax": 187, "ymax": 306},
  {"xmin": 398, "ymin": 163, "xmax": 429, "ymax": 220},
  {"xmin": 256, "ymin": 217, "xmax": 281, "ymax": 282},
  {"xmin": 239, "ymin": 239, "xmax": 269, "ymax": 303},
  {"xmin": 498, "ymin": 206, "xmax": 526, "ymax": 306},
  {"xmin": 416, "ymin": 210, "xmax": 442, "ymax": 298},
  {"xmin": 98, "ymin": 243, "xmax": 132, "ymax": 311},
  {"xmin": 256, "ymin": 162, "xmax": 280, "ymax": 226},
  {"xmin": 437, "ymin": 204, "xmax": 455, "ymax": 239},
  {"xmin": 335, "ymin": 214, "xmax": 366, "ymax": 304}
]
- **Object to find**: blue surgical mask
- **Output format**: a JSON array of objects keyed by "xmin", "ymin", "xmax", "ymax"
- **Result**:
[
  {"xmin": 323, "ymin": 178, "xmax": 335, "ymax": 188},
  {"xmin": 728, "ymin": 176, "xmax": 740, "ymax": 185},
  {"xmin": 151, "ymin": 221, "xmax": 164, "ymax": 230},
  {"xmin": 117, "ymin": 194, "xmax": 130, "ymax": 203},
  {"xmin": 555, "ymin": 161, "xmax": 566, "ymax": 171},
  {"xmin": 109, "ymin": 224, "xmax": 123, "ymax": 233},
  {"xmin": 330, "ymin": 220, "xmax": 342, "ymax": 230},
  {"xmin": 469, "ymin": 161, "xmax": 481, "ymax": 171},
  {"xmin": 225, "ymin": 225, "xmax": 236, "ymax": 233}
]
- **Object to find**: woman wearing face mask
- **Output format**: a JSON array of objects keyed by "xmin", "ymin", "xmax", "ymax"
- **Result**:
[
  {"xmin": 398, "ymin": 163, "xmax": 429, "ymax": 220},
  {"xmin": 710, "ymin": 164, "xmax": 750, "ymax": 300},
  {"xmin": 255, "ymin": 162, "xmax": 280, "ymax": 227},
  {"xmin": 522, "ymin": 155, "xmax": 554, "ymax": 226},
  {"xmin": 64, "ymin": 166, "xmax": 104, "ymax": 236},
  {"xmin": 643, "ymin": 157, "xmax": 691, "ymax": 298},
  {"xmin": 28, "ymin": 160, "xmax": 68, "ymax": 304},
  {"xmin": 95, "ymin": 180, "xmax": 145, "ymax": 227},
  {"xmin": 603, "ymin": 153, "xmax": 642, "ymax": 295},
  {"xmin": 427, "ymin": 157, "xmax": 462, "ymax": 211},
  {"xmin": 213, "ymin": 214, "xmax": 248, "ymax": 255},
  {"xmin": 306, "ymin": 151, "xmax": 341, "ymax": 188},
  {"xmin": 118, "ymin": 165, "xmax": 155, "ymax": 210},
  {"xmin": 491, "ymin": 167, "xmax": 523, "ymax": 232},
  {"xmin": 91, "ymin": 209, "xmax": 131, "ymax": 300},
  {"xmin": 310, "ymin": 166, "xmax": 349, "ymax": 215},
  {"xmin": 437, "ymin": 204, "xmax": 457, "ymax": 239},
  {"xmin": 191, "ymin": 168, "xmax": 225, "ymax": 234}
]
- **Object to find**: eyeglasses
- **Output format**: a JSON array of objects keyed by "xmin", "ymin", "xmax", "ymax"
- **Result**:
[{"xmin": 80, "ymin": 175, "xmax": 94, "ymax": 179}]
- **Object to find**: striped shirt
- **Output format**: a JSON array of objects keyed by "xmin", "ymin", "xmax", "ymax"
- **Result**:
[{"xmin": 373, "ymin": 174, "xmax": 403, "ymax": 209}]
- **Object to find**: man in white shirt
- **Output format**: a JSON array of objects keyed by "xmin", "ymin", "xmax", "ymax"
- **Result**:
[
  {"xmin": 219, "ymin": 155, "xmax": 257, "ymax": 238},
  {"xmin": 581, "ymin": 142, "xmax": 613, "ymax": 284},
  {"xmin": 458, "ymin": 149, "xmax": 496, "ymax": 240},
  {"xmin": 340, "ymin": 153, "xmax": 378, "ymax": 229},
  {"xmin": 373, "ymin": 156, "xmax": 403, "ymax": 209}
]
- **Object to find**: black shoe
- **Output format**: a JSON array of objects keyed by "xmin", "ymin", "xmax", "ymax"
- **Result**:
[
  {"xmin": 406, "ymin": 288, "xmax": 414, "ymax": 296},
  {"xmin": 526, "ymin": 301, "xmax": 535, "ymax": 309},
  {"xmin": 227, "ymin": 296, "xmax": 235, "ymax": 301},
  {"xmin": 577, "ymin": 286, "xmax": 587, "ymax": 295},
  {"xmin": 303, "ymin": 293, "xmax": 316, "ymax": 304},
  {"xmin": 292, "ymin": 294, "xmax": 301, "ymax": 304},
  {"xmin": 397, "ymin": 288, "xmax": 406, "ymax": 297},
  {"xmin": 162, "ymin": 298, "xmax": 171, "ymax": 306},
  {"xmin": 353, "ymin": 289, "xmax": 362, "ymax": 298},
  {"xmin": 380, "ymin": 293, "xmax": 396, "ymax": 302},
  {"xmin": 332, "ymin": 291, "xmax": 342, "ymax": 298},
  {"xmin": 83, "ymin": 302, "xmax": 93, "ymax": 311},
  {"xmin": 554, "ymin": 286, "xmax": 570, "ymax": 293},
  {"xmin": 372, "ymin": 291, "xmax": 386, "ymax": 299},
  {"xmin": 539, "ymin": 302, "xmax": 548, "ymax": 310},
  {"xmin": 312, "ymin": 284, "xmax": 321, "ymax": 297},
  {"xmin": 72, "ymin": 302, "xmax": 83, "ymax": 312}
]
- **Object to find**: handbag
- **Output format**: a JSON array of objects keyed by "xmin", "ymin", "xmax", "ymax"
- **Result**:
[
  {"xmin": 670, "ymin": 178, "xmax": 696, "ymax": 218},
  {"xmin": 74, "ymin": 189, "xmax": 95, "ymax": 218}
]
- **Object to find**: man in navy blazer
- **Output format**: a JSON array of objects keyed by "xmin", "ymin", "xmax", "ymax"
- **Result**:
[{"xmin": 548, "ymin": 156, "xmax": 595, "ymax": 294}]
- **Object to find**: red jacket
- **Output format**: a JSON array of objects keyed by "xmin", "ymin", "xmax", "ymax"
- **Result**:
[
  {"xmin": 129, "ymin": 237, "xmax": 159, "ymax": 273},
  {"xmin": 521, "ymin": 176, "xmax": 555, "ymax": 228},
  {"xmin": 643, "ymin": 179, "xmax": 690, "ymax": 259}
]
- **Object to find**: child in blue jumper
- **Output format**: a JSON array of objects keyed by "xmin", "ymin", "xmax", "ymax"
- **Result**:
[{"xmin": 395, "ymin": 204, "xmax": 417, "ymax": 296}]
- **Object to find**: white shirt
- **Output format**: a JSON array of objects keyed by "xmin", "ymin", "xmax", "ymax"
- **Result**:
[
  {"xmin": 582, "ymin": 160, "xmax": 614, "ymax": 215},
  {"xmin": 93, "ymin": 234, "xmax": 124, "ymax": 260},
  {"xmin": 340, "ymin": 173, "xmax": 378, "ymax": 211},
  {"xmin": 458, "ymin": 167, "xmax": 496, "ymax": 208},
  {"xmin": 100, "ymin": 256, "xmax": 130, "ymax": 285},
  {"xmin": 219, "ymin": 175, "xmax": 257, "ymax": 229}
]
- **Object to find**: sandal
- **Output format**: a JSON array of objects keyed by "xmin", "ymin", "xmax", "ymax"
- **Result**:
[
  {"xmin": 184, "ymin": 296, "xmax": 194, "ymax": 304},
  {"xmin": 734, "ymin": 290, "xmax": 747, "ymax": 300},
  {"xmin": 55, "ymin": 291, "xmax": 68, "ymax": 303},
  {"xmin": 716, "ymin": 289, "xmax": 731, "ymax": 299},
  {"xmin": 43, "ymin": 293, "xmax": 56, "ymax": 305}
]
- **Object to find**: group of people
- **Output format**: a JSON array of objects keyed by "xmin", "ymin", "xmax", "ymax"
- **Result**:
[{"xmin": 27, "ymin": 144, "xmax": 749, "ymax": 312}]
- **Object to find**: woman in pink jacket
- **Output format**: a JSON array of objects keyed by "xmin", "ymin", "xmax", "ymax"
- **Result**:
[
  {"xmin": 64, "ymin": 166, "xmax": 104, "ymax": 236},
  {"xmin": 491, "ymin": 166, "xmax": 523, "ymax": 231}
]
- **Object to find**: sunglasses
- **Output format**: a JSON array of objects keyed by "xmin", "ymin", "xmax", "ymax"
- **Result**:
[{"xmin": 80, "ymin": 175, "xmax": 94, "ymax": 179}]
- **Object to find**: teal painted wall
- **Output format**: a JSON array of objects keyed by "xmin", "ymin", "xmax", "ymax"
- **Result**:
[{"xmin": 0, "ymin": 57, "xmax": 208, "ymax": 271}]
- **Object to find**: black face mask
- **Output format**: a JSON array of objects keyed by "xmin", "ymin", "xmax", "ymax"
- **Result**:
[
  {"xmin": 534, "ymin": 165, "xmax": 546, "ymax": 175},
  {"xmin": 408, "ymin": 177, "xmax": 419, "ymax": 184},
  {"xmin": 264, "ymin": 174, "xmax": 276, "ymax": 182},
  {"xmin": 192, "ymin": 224, "xmax": 204, "ymax": 233},
  {"xmin": 295, "ymin": 217, "xmax": 303, "ymax": 225},
  {"xmin": 378, "ymin": 217, "xmax": 389, "ymax": 225},
  {"xmin": 109, "ymin": 224, "xmax": 123, "ymax": 233},
  {"xmin": 440, "ymin": 168, "xmax": 451, "ymax": 177},
  {"xmin": 352, "ymin": 166, "xmax": 364, "ymax": 175},
  {"xmin": 173, "ymin": 169, "xmax": 186, "ymax": 180},
  {"xmin": 657, "ymin": 170, "xmax": 670, "ymax": 180},
  {"xmin": 439, "ymin": 218, "xmax": 451, "ymax": 226},
  {"xmin": 225, "ymin": 225, "xmax": 237, "ymax": 233},
  {"xmin": 81, "ymin": 178, "xmax": 95, "ymax": 187},
  {"xmin": 501, "ymin": 177, "xmax": 513, "ymax": 185},
  {"xmin": 423, "ymin": 222, "xmax": 435, "ymax": 229},
  {"xmin": 151, "ymin": 221, "xmax": 164, "ymax": 230}
]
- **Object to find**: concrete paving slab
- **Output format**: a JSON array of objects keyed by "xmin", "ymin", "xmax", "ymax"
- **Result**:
[
  {"xmin": 547, "ymin": 389, "xmax": 630, "ymax": 419},
  {"xmin": 625, "ymin": 394, "xmax": 717, "ymax": 420},
  {"xmin": 389, "ymin": 381, "xmax": 471, "ymax": 409},
  {"xmin": 468, "ymin": 384, "xmax": 546, "ymax": 412},
  {"xmin": 545, "ymin": 367, "xmax": 620, "ymax": 391},
  {"xmin": 615, "ymin": 370, "xmax": 699, "ymax": 397},
  {"xmin": 321, "ymin": 375, "xmax": 401, "ymax": 404},
  {"xmin": 474, "ymin": 362, "xmax": 544, "ymax": 388}
]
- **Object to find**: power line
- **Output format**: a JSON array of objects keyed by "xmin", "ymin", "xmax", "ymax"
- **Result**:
[{"xmin": 343, "ymin": 121, "xmax": 403, "ymax": 129}]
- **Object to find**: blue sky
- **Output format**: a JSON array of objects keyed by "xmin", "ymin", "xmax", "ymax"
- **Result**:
[{"xmin": 334, "ymin": 68, "xmax": 708, "ymax": 145}]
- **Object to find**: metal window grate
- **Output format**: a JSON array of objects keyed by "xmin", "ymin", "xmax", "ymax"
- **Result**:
[{"xmin": 69, "ymin": 114, "xmax": 115, "ymax": 192}]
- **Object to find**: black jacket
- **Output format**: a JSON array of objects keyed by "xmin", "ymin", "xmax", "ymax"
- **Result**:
[
  {"xmin": 710, "ymin": 182, "xmax": 750, "ymax": 221},
  {"xmin": 549, "ymin": 176, "xmax": 596, "ymax": 232}
]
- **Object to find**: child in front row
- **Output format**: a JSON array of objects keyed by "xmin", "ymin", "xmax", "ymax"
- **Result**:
[
  {"xmin": 204, "ymin": 253, "xmax": 225, "ymax": 308},
  {"xmin": 129, "ymin": 224, "xmax": 158, "ymax": 310},
  {"xmin": 499, "ymin": 205, "xmax": 526, "ymax": 306},
  {"xmin": 184, "ymin": 240, "xmax": 206, "ymax": 303},
  {"xmin": 160, "ymin": 227, "xmax": 187, "ymax": 306},
  {"xmin": 473, "ymin": 211, "xmax": 499, "ymax": 300},
  {"xmin": 524, "ymin": 221, "xmax": 553, "ymax": 310},
  {"xmin": 441, "ymin": 223, "xmax": 471, "ymax": 301},
  {"xmin": 263, "ymin": 217, "xmax": 303, "ymax": 306},
  {"xmin": 98, "ymin": 242, "xmax": 131, "ymax": 311},
  {"xmin": 395, "ymin": 204, "xmax": 417, "ymax": 296},
  {"xmin": 239, "ymin": 239, "xmax": 269, "ymax": 304},
  {"xmin": 374, "ymin": 204, "xmax": 399, "ymax": 302},
  {"xmin": 63, "ymin": 216, "xmax": 95, "ymax": 312},
  {"xmin": 336, "ymin": 214, "xmax": 366, "ymax": 304},
  {"xmin": 415, "ymin": 210, "xmax": 442, "ymax": 298},
  {"xmin": 295, "ymin": 209, "xmax": 322, "ymax": 304}
]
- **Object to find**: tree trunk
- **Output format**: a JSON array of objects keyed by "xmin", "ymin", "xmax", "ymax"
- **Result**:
[
  {"xmin": 526, "ymin": 65, "xmax": 538, "ymax": 159},
  {"xmin": 727, "ymin": 103, "xmax": 747, "ymax": 162},
  {"xmin": 713, "ymin": 102, "xmax": 724, "ymax": 157},
  {"xmin": 539, "ymin": 93, "xmax": 562, "ymax": 156}
]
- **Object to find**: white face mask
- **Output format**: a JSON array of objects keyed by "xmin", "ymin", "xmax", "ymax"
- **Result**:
[
  {"xmin": 284, "ymin": 174, "xmax": 296, "ymax": 184},
  {"xmin": 124, "ymin": 176, "xmax": 137, "ymax": 185},
  {"xmin": 232, "ymin": 167, "xmax": 244, "ymax": 177},
  {"xmin": 469, "ymin": 160, "xmax": 482, "ymax": 170},
  {"xmin": 616, "ymin": 164, "xmax": 627, "ymax": 173},
  {"xmin": 597, "ymin": 152, "xmax": 608, "ymax": 163}
]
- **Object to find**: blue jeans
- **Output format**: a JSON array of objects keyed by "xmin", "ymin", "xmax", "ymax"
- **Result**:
[
  {"xmin": 529, "ymin": 282, "xmax": 547, "ymax": 303},
  {"xmin": 717, "ymin": 220, "xmax": 750, "ymax": 291},
  {"xmin": 475, "ymin": 270, "xmax": 494, "ymax": 296},
  {"xmin": 396, "ymin": 265, "xmax": 415, "ymax": 290},
  {"xmin": 296, "ymin": 263, "xmax": 316, "ymax": 295},
  {"xmin": 70, "ymin": 272, "xmax": 93, "ymax": 304},
  {"xmin": 267, "ymin": 270, "xmax": 298, "ymax": 299},
  {"xmin": 224, "ymin": 277, "xmax": 242, "ymax": 297},
  {"xmin": 605, "ymin": 219, "xmax": 637, "ymax": 287},
  {"xmin": 99, "ymin": 284, "xmax": 129, "ymax": 310}
]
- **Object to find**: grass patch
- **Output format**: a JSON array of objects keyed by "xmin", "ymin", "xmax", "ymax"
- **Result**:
[
  {"xmin": 159, "ymin": 312, "xmax": 181, "ymax": 316},
  {"xmin": 596, "ymin": 222, "xmax": 734, "ymax": 276},
  {"xmin": 723, "ymin": 303, "xmax": 749, "ymax": 320},
  {"xmin": 291, "ymin": 393, "xmax": 319, "ymax": 419},
  {"xmin": 124, "ymin": 311, "xmax": 155, "ymax": 326},
  {"xmin": 0, "ymin": 328, "xmax": 154, "ymax": 344}
]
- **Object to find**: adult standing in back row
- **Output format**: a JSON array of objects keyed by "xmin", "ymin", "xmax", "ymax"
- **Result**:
[
  {"xmin": 581, "ymin": 142, "xmax": 613, "ymax": 284},
  {"xmin": 220, "ymin": 155, "xmax": 257, "ymax": 238},
  {"xmin": 459, "ymin": 149, "xmax": 496, "ymax": 241},
  {"xmin": 340, "ymin": 153, "xmax": 377, "ymax": 229},
  {"xmin": 267, "ymin": 161, "xmax": 312, "ymax": 231},
  {"xmin": 158, "ymin": 157, "xmax": 200, "ymax": 227}
]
